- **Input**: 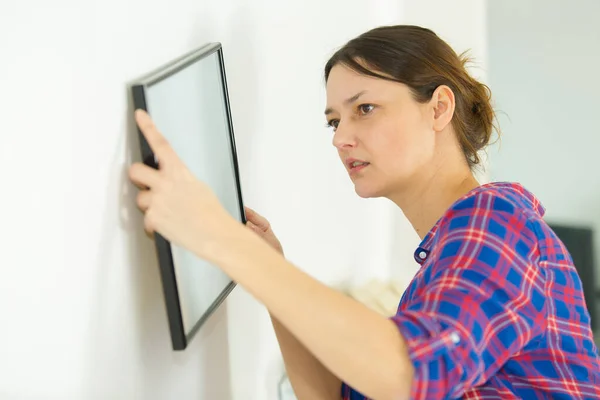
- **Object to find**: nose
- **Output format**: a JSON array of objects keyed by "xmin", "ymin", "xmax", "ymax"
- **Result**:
[{"xmin": 332, "ymin": 122, "xmax": 357, "ymax": 150}]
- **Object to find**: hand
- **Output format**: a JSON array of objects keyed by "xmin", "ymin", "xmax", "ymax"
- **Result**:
[
  {"xmin": 245, "ymin": 207, "xmax": 284, "ymax": 256},
  {"xmin": 128, "ymin": 109, "xmax": 239, "ymax": 259}
]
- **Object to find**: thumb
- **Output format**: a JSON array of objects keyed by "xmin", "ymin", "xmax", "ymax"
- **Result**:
[{"xmin": 244, "ymin": 207, "xmax": 270, "ymax": 231}]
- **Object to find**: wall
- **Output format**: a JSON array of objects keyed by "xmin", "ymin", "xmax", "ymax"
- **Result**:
[
  {"xmin": 0, "ymin": 1, "xmax": 487, "ymax": 399},
  {"xmin": 487, "ymin": 0, "xmax": 600, "ymax": 287},
  {"xmin": 0, "ymin": 0, "xmax": 404, "ymax": 399}
]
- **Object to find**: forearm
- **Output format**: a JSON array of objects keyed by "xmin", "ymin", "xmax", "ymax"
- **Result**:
[
  {"xmin": 270, "ymin": 314, "xmax": 341, "ymax": 399},
  {"xmin": 206, "ymin": 225, "xmax": 414, "ymax": 400}
]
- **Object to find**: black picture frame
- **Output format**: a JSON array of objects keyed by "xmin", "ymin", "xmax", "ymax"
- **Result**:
[{"xmin": 129, "ymin": 42, "xmax": 246, "ymax": 350}]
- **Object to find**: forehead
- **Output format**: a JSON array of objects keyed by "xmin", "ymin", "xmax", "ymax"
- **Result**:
[
  {"xmin": 326, "ymin": 64, "xmax": 380, "ymax": 93},
  {"xmin": 325, "ymin": 64, "xmax": 408, "ymax": 107}
]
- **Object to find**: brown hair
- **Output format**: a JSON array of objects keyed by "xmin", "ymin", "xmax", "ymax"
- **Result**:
[{"xmin": 324, "ymin": 25, "xmax": 498, "ymax": 169}]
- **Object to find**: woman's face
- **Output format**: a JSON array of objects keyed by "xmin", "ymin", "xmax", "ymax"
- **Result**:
[{"xmin": 325, "ymin": 64, "xmax": 439, "ymax": 199}]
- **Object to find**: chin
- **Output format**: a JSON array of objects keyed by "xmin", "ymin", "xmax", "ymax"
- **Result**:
[{"xmin": 353, "ymin": 181, "xmax": 387, "ymax": 199}]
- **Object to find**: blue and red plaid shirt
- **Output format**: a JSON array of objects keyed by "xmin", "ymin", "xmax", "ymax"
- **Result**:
[{"xmin": 342, "ymin": 182, "xmax": 600, "ymax": 399}]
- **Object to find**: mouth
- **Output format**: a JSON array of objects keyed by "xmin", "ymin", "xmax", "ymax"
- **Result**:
[{"xmin": 347, "ymin": 159, "xmax": 370, "ymax": 174}]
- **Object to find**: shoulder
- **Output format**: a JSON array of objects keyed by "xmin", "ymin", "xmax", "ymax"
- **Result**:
[
  {"xmin": 440, "ymin": 181, "xmax": 544, "ymax": 232},
  {"xmin": 446, "ymin": 181, "xmax": 544, "ymax": 222},
  {"xmin": 432, "ymin": 182, "xmax": 544, "ymax": 265}
]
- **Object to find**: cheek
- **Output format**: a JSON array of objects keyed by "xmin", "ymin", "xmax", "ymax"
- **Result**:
[{"xmin": 380, "ymin": 117, "xmax": 433, "ymax": 171}]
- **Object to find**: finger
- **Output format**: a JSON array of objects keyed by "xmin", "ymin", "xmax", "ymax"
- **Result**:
[
  {"xmin": 144, "ymin": 210, "xmax": 157, "ymax": 234},
  {"xmin": 135, "ymin": 109, "xmax": 176, "ymax": 163},
  {"xmin": 145, "ymin": 229, "xmax": 154, "ymax": 240},
  {"xmin": 136, "ymin": 190, "xmax": 152, "ymax": 211},
  {"xmin": 144, "ymin": 217, "xmax": 155, "ymax": 235},
  {"xmin": 129, "ymin": 162, "xmax": 161, "ymax": 189},
  {"xmin": 244, "ymin": 207, "xmax": 270, "ymax": 230},
  {"xmin": 246, "ymin": 220, "xmax": 262, "ymax": 232},
  {"xmin": 131, "ymin": 180, "xmax": 148, "ymax": 190}
]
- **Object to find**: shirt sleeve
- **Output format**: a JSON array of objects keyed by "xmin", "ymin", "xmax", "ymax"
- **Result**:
[{"xmin": 391, "ymin": 194, "xmax": 548, "ymax": 399}]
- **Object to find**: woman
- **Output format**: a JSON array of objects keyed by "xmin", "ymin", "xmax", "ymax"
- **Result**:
[{"xmin": 129, "ymin": 25, "xmax": 600, "ymax": 399}]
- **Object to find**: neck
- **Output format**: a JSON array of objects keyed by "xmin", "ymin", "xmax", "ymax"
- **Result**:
[{"xmin": 388, "ymin": 161, "xmax": 480, "ymax": 240}]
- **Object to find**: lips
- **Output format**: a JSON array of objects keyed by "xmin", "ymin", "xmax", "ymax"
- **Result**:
[{"xmin": 346, "ymin": 158, "xmax": 370, "ymax": 172}]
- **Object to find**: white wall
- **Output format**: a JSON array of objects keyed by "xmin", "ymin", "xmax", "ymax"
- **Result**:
[
  {"xmin": 0, "ymin": 1, "xmax": 402, "ymax": 399},
  {"xmin": 487, "ymin": 0, "xmax": 600, "ymax": 286},
  {"xmin": 0, "ymin": 1, "xmax": 487, "ymax": 399}
]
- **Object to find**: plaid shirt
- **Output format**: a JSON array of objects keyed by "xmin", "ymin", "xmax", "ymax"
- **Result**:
[{"xmin": 342, "ymin": 182, "xmax": 600, "ymax": 399}]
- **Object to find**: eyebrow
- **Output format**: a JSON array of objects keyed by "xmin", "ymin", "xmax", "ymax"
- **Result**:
[{"xmin": 324, "ymin": 90, "xmax": 367, "ymax": 115}]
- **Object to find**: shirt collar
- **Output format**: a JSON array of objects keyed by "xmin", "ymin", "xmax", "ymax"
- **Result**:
[
  {"xmin": 413, "ymin": 220, "xmax": 440, "ymax": 265},
  {"xmin": 412, "ymin": 181, "xmax": 545, "ymax": 266}
]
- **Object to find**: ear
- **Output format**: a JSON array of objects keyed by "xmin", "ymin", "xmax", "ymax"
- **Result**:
[{"xmin": 430, "ymin": 85, "xmax": 455, "ymax": 132}]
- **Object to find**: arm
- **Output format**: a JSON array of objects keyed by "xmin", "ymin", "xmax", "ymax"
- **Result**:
[
  {"xmin": 128, "ymin": 111, "xmax": 409, "ymax": 398},
  {"xmin": 130, "ymin": 110, "xmax": 546, "ymax": 400},
  {"xmin": 244, "ymin": 208, "xmax": 341, "ymax": 399},
  {"xmin": 270, "ymin": 315, "xmax": 342, "ymax": 399},
  {"xmin": 205, "ymin": 194, "xmax": 547, "ymax": 400},
  {"xmin": 205, "ymin": 227, "xmax": 414, "ymax": 400}
]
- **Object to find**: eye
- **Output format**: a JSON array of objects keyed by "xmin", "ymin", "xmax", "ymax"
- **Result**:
[
  {"xmin": 358, "ymin": 104, "xmax": 375, "ymax": 115},
  {"xmin": 325, "ymin": 104, "xmax": 374, "ymax": 132},
  {"xmin": 326, "ymin": 119, "xmax": 340, "ymax": 131}
]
